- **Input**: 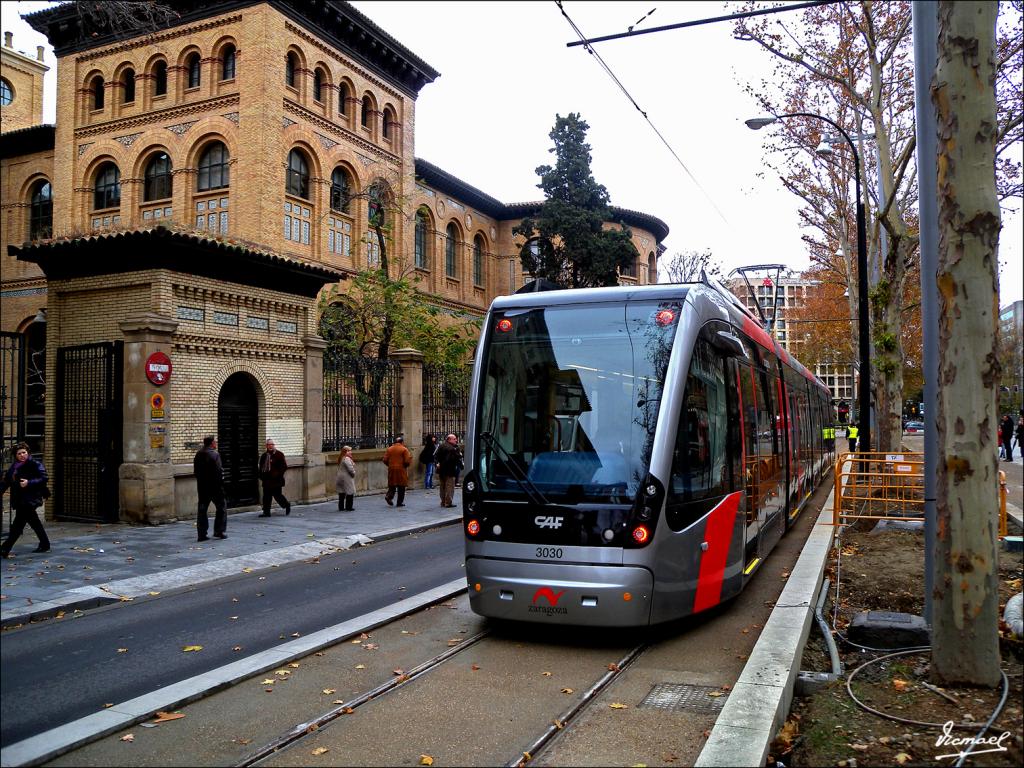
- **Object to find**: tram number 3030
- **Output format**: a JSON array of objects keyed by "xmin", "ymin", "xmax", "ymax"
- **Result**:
[{"xmin": 535, "ymin": 547, "xmax": 564, "ymax": 559}]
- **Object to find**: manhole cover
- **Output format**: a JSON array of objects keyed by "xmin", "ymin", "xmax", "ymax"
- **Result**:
[{"xmin": 638, "ymin": 682, "xmax": 728, "ymax": 713}]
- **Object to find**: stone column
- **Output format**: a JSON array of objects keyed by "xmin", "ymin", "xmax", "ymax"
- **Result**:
[
  {"xmin": 391, "ymin": 347, "xmax": 424, "ymax": 482},
  {"xmin": 299, "ymin": 334, "xmax": 328, "ymax": 502},
  {"xmin": 118, "ymin": 313, "xmax": 178, "ymax": 523}
]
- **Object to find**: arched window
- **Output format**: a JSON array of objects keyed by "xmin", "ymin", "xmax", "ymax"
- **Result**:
[
  {"xmin": 144, "ymin": 152, "xmax": 173, "ymax": 201},
  {"xmin": 29, "ymin": 180, "xmax": 52, "ymax": 240},
  {"xmin": 121, "ymin": 69, "xmax": 135, "ymax": 103},
  {"xmin": 186, "ymin": 52, "xmax": 201, "ymax": 89},
  {"xmin": 338, "ymin": 82, "xmax": 349, "ymax": 115},
  {"xmin": 361, "ymin": 95, "xmax": 372, "ymax": 128},
  {"xmin": 367, "ymin": 182, "xmax": 388, "ymax": 229},
  {"xmin": 286, "ymin": 149, "xmax": 310, "ymax": 199},
  {"xmin": 220, "ymin": 44, "xmax": 236, "ymax": 80},
  {"xmin": 414, "ymin": 209, "xmax": 429, "ymax": 269},
  {"xmin": 197, "ymin": 142, "xmax": 230, "ymax": 191},
  {"xmin": 382, "ymin": 107, "xmax": 394, "ymax": 140},
  {"xmin": 648, "ymin": 252, "xmax": 656, "ymax": 283},
  {"xmin": 330, "ymin": 167, "xmax": 350, "ymax": 212},
  {"xmin": 153, "ymin": 61, "xmax": 167, "ymax": 96},
  {"xmin": 473, "ymin": 235, "xmax": 485, "ymax": 286},
  {"xmin": 313, "ymin": 68, "xmax": 325, "ymax": 102},
  {"xmin": 91, "ymin": 75, "xmax": 104, "ymax": 110},
  {"xmin": 0, "ymin": 78, "xmax": 12, "ymax": 106},
  {"xmin": 285, "ymin": 52, "xmax": 298, "ymax": 87},
  {"xmin": 621, "ymin": 253, "xmax": 638, "ymax": 279},
  {"xmin": 93, "ymin": 163, "xmax": 120, "ymax": 210},
  {"xmin": 445, "ymin": 222, "xmax": 459, "ymax": 278}
]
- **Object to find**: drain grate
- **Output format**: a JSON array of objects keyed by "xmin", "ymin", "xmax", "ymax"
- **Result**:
[{"xmin": 638, "ymin": 682, "xmax": 729, "ymax": 713}]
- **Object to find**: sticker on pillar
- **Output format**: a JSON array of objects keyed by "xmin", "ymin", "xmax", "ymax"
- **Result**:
[
  {"xmin": 150, "ymin": 424, "xmax": 166, "ymax": 449},
  {"xmin": 145, "ymin": 352, "xmax": 172, "ymax": 386},
  {"xmin": 150, "ymin": 392, "xmax": 165, "ymax": 421}
]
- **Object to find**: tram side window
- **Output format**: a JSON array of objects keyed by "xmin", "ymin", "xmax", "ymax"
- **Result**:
[
  {"xmin": 670, "ymin": 339, "xmax": 728, "ymax": 502},
  {"xmin": 756, "ymin": 370, "xmax": 784, "ymax": 501}
]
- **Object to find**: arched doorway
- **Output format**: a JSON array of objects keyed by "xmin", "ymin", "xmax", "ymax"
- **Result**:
[{"xmin": 218, "ymin": 372, "xmax": 259, "ymax": 507}]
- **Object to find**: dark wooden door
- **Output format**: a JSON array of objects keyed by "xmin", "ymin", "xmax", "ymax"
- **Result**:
[{"xmin": 218, "ymin": 373, "xmax": 258, "ymax": 507}]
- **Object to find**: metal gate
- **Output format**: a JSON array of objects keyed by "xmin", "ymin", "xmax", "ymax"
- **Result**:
[
  {"xmin": 0, "ymin": 331, "xmax": 26, "ymax": 465},
  {"xmin": 55, "ymin": 341, "xmax": 123, "ymax": 522}
]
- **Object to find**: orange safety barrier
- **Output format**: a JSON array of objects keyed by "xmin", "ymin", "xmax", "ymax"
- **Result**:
[
  {"xmin": 833, "ymin": 451, "xmax": 924, "ymax": 526},
  {"xmin": 833, "ymin": 453, "xmax": 1009, "ymax": 538}
]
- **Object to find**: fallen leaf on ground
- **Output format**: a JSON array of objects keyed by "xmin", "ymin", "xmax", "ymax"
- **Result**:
[
  {"xmin": 311, "ymin": 747, "xmax": 329, "ymax": 755},
  {"xmin": 610, "ymin": 702, "xmax": 629, "ymax": 709},
  {"xmin": 241, "ymin": 567, "xmax": 253, "ymax": 573},
  {"xmin": 181, "ymin": 645, "xmax": 203, "ymax": 652},
  {"xmin": 363, "ymin": 643, "xmax": 379, "ymax": 650},
  {"xmin": 708, "ymin": 691, "xmax": 724, "ymax": 698},
  {"xmin": 553, "ymin": 719, "xmax": 564, "ymax": 729},
  {"xmin": 351, "ymin": 639, "xmax": 362, "ymax": 644},
  {"xmin": 291, "ymin": 632, "xmax": 300, "ymax": 637},
  {"xmin": 232, "ymin": 738, "xmax": 252, "ymax": 745},
  {"xmin": 741, "ymin": 628, "xmax": 749, "ymax": 634},
  {"xmin": 471, "ymin": 664, "xmax": 480, "ymax": 671},
  {"xmin": 355, "ymin": 664, "xmax": 365, "ymax": 669},
  {"xmin": 542, "ymin": 671, "xmax": 552, "ymax": 677},
  {"xmin": 561, "ymin": 687, "xmax": 574, "ymax": 694},
  {"xmin": 607, "ymin": 663, "xmax": 620, "ymax": 671},
  {"xmin": 229, "ymin": 616, "xmax": 239, "ymax": 620},
  {"xmin": 148, "ymin": 591, "xmax": 160, "ymax": 596},
  {"xmin": 322, "ymin": 688, "xmax": 336, "ymax": 695},
  {"xmin": 104, "ymin": 703, "xmax": 114, "ymax": 708},
  {"xmin": 288, "ymin": 662, "xmax": 300, "ymax": 668},
  {"xmin": 447, "ymin": 638, "xmax": 462, "ymax": 646},
  {"xmin": 117, "ymin": 648, "xmax": 128, "ymax": 653},
  {"xmin": 342, "ymin": 707, "xmax": 354, "ymax": 714},
  {"xmin": 233, "ymin": 646, "xmax": 242, "ymax": 652},
  {"xmin": 851, "ymin": 743, "xmax": 869, "ymax": 752},
  {"xmin": 261, "ymin": 679, "xmax": 276, "ymax": 685},
  {"xmin": 420, "ymin": 756, "xmax": 434, "ymax": 766},
  {"xmin": 892, "ymin": 679, "xmax": 910, "ymax": 692},
  {"xmin": 894, "ymin": 753, "xmax": 912, "ymax": 764},
  {"xmin": 274, "ymin": 669, "xmax": 290, "ymax": 677},
  {"xmin": 120, "ymin": 733, "xmax": 135, "ymax": 742},
  {"xmin": 151, "ymin": 711, "xmax": 185, "ymax": 723},
  {"xmin": 401, "ymin": 630, "xmax": 418, "ymax": 635}
]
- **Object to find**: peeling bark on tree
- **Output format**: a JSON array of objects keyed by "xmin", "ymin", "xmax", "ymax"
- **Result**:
[{"xmin": 931, "ymin": 0, "xmax": 1002, "ymax": 688}]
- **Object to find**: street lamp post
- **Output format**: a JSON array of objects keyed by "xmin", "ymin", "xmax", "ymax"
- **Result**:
[{"xmin": 746, "ymin": 113, "xmax": 871, "ymax": 454}]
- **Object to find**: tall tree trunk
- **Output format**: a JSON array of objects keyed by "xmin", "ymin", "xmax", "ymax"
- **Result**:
[{"xmin": 931, "ymin": 0, "xmax": 1001, "ymax": 688}]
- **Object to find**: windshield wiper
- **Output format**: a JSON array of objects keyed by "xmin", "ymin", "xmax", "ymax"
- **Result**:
[{"xmin": 479, "ymin": 431, "xmax": 551, "ymax": 506}]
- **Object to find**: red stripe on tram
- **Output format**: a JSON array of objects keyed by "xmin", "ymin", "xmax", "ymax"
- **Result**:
[{"xmin": 693, "ymin": 491, "xmax": 742, "ymax": 613}]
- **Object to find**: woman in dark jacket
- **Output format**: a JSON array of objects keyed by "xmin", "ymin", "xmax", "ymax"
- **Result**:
[{"xmin": 0, "ymin": 442, "xmax": 51, "ymax": 557}]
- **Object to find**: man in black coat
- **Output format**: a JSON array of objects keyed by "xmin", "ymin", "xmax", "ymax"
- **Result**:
[
  {"xmin": 193, "ymin": 435, "xmax": 227, "ymax": 541},
  {"xmin": 258, "ymin": 439, "xmax": 291, "ymax": 517},
  {"xmin": 0, "ymin": 442, "xmax": 51, "ymax": 557}
]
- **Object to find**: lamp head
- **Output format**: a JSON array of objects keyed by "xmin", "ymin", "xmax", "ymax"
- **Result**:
[
  {"xmin": 745, "ymin": 116, "xmax": 777, "ymax": 130},
  {"xmin": 815, "ymin": 142, "xmax": 834, "ymax": 156}
]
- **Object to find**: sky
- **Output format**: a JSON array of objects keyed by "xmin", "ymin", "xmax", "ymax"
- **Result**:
[{"xmin": 3, "ymin": 0, "xmax": 1021, "ymax": 306}]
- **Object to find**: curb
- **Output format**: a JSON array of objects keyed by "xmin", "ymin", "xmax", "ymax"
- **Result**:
[
  {"xmin": 0, "ymin": 515, "xmax": 460, "ymax": 628},
  {"xmin": 695, "ymin": 487, "xmax": 837, "ymax": 767},
  {"xmin": 0, "ymin": 577, "xmax": 468, "ymax": 768}
]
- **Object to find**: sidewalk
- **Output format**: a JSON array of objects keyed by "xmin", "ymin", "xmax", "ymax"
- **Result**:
[{"xmin": 1, "ymin": 486, "xmax": 461, "ymax": 627}]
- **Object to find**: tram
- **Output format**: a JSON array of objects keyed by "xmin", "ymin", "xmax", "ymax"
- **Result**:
[{"xmin": 461, "ymin": 279, "xmax": 834, "ymax": 626}]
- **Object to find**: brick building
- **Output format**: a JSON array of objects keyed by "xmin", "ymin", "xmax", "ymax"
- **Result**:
[{"xmin": 0, "ymin": 1, "xmax": 668, "ymax": 524}]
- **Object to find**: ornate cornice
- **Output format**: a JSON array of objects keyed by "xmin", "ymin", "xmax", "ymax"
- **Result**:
[
  {"xmin": 172, "ymin": 333, "xmax": 306, "ymax": 360},
  {"xmin": 73, "ymin": 94, "xmax": 240, "ymax": 140},
  {"xmin": 282, "ymin": 99, "xmax": 399, "ymax": 167},
  {"xmin": 74, "ymin": 15, "xmax": 245, "ymax": 63},
  {"xmin": 283, "ymin": 21, "xmax": 402, "ymax": 102}
]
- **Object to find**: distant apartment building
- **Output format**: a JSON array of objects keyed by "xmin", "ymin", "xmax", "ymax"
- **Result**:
[{"xmin": 727, "ymin": 275, "xmax": 857, "ymax": 420}]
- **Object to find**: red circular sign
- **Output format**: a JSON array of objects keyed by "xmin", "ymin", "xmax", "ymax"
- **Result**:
[{"xmin": 145, "ymin": 351, "xmax": 172, "ymax": 386}]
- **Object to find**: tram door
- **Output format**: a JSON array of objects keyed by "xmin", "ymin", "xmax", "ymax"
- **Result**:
[{"xmin": 218, "ymin": 373, "xmax": 259, "ymax": 507}]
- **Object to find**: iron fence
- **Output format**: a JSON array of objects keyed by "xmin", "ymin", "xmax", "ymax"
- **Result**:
[
  {"xmin": 323, "ymin": 352, "xmax": 402, "ymax": 450},
  {"xmin": 422, "ymin": 362, "xmax": 470, "ymax": 442}
]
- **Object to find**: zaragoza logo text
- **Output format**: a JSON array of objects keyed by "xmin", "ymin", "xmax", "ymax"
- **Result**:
[{"xmin": 529, "ymin": 586, "xmax": 568, "ymax": 615}]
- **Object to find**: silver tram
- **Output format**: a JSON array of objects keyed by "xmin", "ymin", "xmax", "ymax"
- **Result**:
[{"xmin": 461, "ymin": 280, "xmax": 834, "ymax": 627}]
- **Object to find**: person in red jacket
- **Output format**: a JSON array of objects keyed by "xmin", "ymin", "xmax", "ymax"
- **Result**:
[{"xmin": 382, "ymin": 435, "xmax": 412, "ymax": 507}]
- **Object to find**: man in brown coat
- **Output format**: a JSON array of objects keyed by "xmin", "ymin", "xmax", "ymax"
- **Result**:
[
  {"xmin": 258, "ymin": 439, "xmax": 291, "ymax": 517},
  {"xmin": 382, "ymin": 435, "xmax": 412, "ymax": 507}
]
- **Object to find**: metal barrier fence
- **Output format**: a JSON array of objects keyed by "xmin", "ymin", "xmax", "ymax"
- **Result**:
[
  {"xmin": 833, "ymin": 451, "xmax": 925, "ymax": 525},
  {"xmin": 422, "ymin": 362, "xmax": 469, "ymax": 441},
  {"xmin": 322, "ymin": 353, "xmax": 402, "ymax": 450},
  {"xmin": 834, "ymin": 452, "xmax": 1008, "ymax": 538}
]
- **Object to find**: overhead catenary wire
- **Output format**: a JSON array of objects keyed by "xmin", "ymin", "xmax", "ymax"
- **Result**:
[{"xmin": 554, "ymin": 0, "xmax": 731, "ymax": 226}]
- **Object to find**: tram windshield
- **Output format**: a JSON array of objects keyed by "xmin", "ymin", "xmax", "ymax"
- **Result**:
[{"xmin": 476, "ymin": 300, "xmax": 681, "ymax": 503}]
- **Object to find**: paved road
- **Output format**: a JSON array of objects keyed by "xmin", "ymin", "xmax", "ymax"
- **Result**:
[{"xmin": 0, "ymin": 526, "xmax": 464, "ymax": 747}]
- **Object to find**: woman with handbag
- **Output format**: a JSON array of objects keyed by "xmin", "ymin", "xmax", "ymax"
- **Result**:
[
  {"xmin": 0, "ymin": 442, "xmax": 51, "ymax": 557},
  {"xmin": 335, "ymin": 445, "xmax": 356, "ymax": 511}
]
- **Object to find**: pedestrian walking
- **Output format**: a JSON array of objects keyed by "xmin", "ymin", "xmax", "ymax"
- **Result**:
[
  {"xmin": 419, "ymin": 434, "xmax": 438, "ymax": 489},
  {"xmin": 1015, "ymin": 416, "xmax": 1024, "ymax": 462},
  {"xmin": 382, "ymin": 435, "xmax": 412, "ymax": 506},
  {"xmin": 258, "ymin": 439, "xmax": 291, "ymax": 517},
  {"xmin": 847, "ymin": 423, "xmax": 859, "ymax": 454},
  {"xmin": 1000, "ymin": 415, "xmax": 1015, "ymax": 462},
  {"xmin": 0, "ymin": 442, "xmax": 51, "ymax": 557},
  {"xmin": 193, "ymin": 435, "xmax": 227, "ymax": 541},
  {"xmin": 435, "ymin": 433, "xmax": 463, "ymax": 508},
  {"xmin": 335, "ymin": 445, "xmax": 356, "ymax": 511}
]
